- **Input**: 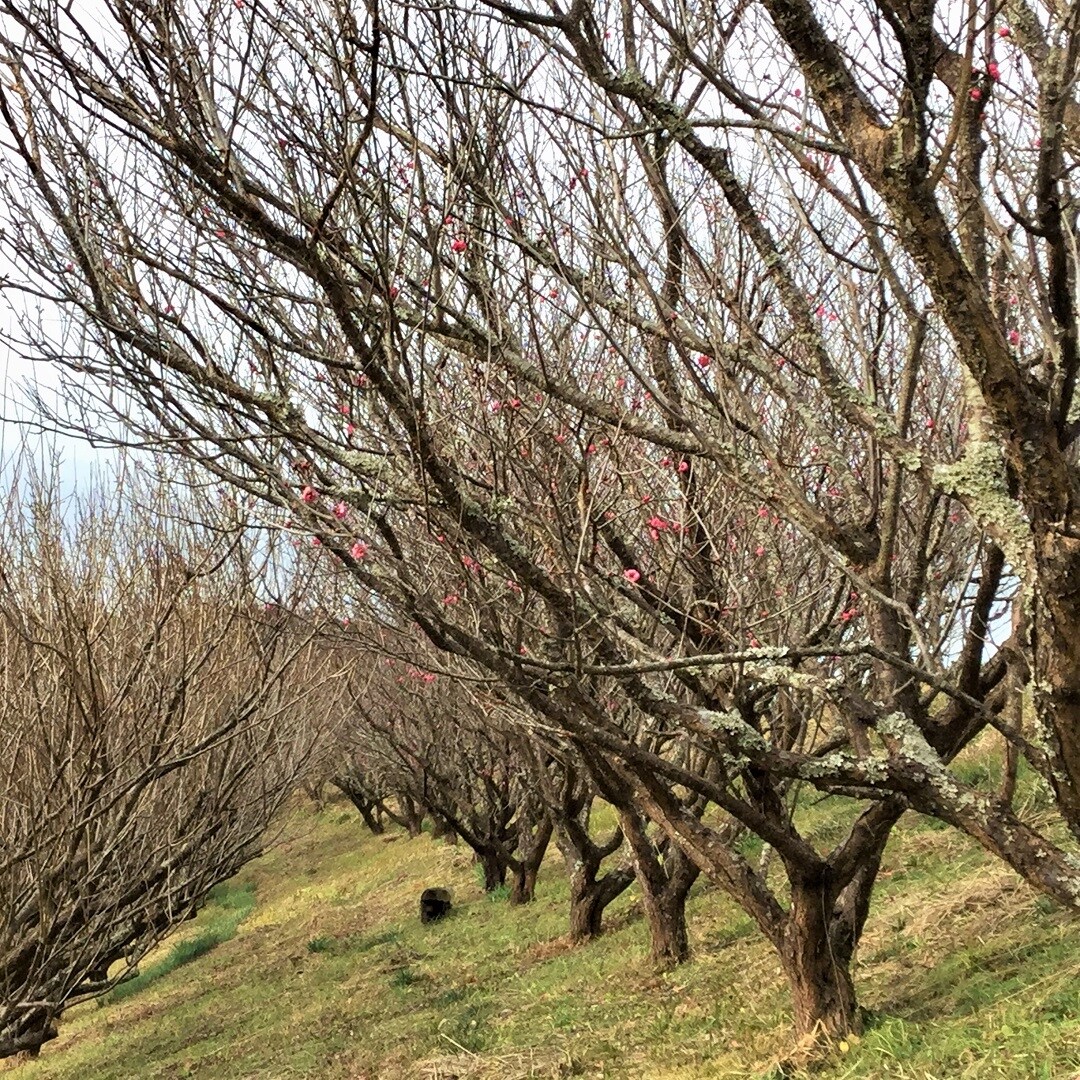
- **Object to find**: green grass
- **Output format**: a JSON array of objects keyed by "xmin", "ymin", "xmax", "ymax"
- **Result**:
[
  {"xmin": 17, "ymin": 789, "xmax": 1080, "ymax": 1079},
  {"xmin": 100, "ymin": 881, "xmax": 258, "ymax": 1006}
]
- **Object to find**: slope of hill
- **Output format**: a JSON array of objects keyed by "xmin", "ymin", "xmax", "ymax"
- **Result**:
[{"xmin": 12, "ymin": 794, "xmax": 1080, "ymax": 1080}]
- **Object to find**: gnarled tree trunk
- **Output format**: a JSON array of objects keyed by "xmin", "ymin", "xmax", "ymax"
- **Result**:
[
  {"xmin": 619, "ymin": 806, "xmax": 700, "ymax": 969},
  {"xmin": 782, "ymin": 879, "xmax": 859, "ymax": 1039},
  {"xmin": 566, "ymin": 856, "xmax": 635, "ymax": 942}
]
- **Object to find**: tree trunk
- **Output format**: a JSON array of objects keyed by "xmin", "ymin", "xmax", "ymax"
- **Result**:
[
  {"xmin": 331, "ymin": 778, "xmax": 385, "ymax": 834},
  {"xmin": 480, "ymin": 849, "xmax": 508, "ymax": 892},
  {"xmin": 509, "ymin": 812, "xmax": 552, "ymax": 905},
  {"xmin": 640, "ymin": 849, "xmax": 698, "ymax": 970},
  {"xmin": 568, "ymin": 872, "xmax": 607, "ymax": 942},
  {"xmin": 399, "ymin": 795, "xmax": 424, "ymax": 838},
  {"xmin": 1033, "ymin": 532, "xmax": 1080, "ymax": 836},
  {"xmin": 430, "ymin": 813, "xmax": 457, "ymax": 843},
  {"xmin": 510, "ymin": 864, "xmax": 539, "ymax": 905},
  {"xmin": 617, "ymin": 806, "xmax": 699, "ymax": 969},
  {"xmin": 0, "ymin": 1011, "xmax": 58, "ymax": 1060},
  {"xmin": 356, "ymin": 800, "xmax": 385, "ymax": 834},
  {"xmin": 782, "ymin": 881, "xmax": 859, "ymax": 1041},
  {"xmin": 566, "ymin": 859, "xmax": 635, "ymax": 942}
]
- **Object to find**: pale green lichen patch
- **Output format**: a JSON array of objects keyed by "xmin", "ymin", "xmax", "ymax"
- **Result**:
[
  {"xmin": 933, "ymin": 440, "xmax": 1032, "ymax": 577},
  {"xmin": 699, "ymin": 708, "xmax": 768, "ymax": 754},
  {"xmin": 745, "ymin": 646, "xmax": 792, "ymax": 661},
  {"xmin": 877, "ymin": 711, "xmax": 942, "ymax": 768},
  {"xmin": 743, "ymin": 661, "xmax": 840, "ymax": 694}
]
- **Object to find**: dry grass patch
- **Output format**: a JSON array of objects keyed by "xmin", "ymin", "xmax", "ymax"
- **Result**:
[{"xmin": 414, "ymin": 1046, "xmax": 576, "ymax": 1079}]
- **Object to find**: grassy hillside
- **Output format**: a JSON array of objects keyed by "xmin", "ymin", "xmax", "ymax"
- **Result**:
[{"xmin": 12, "ymin": 793, "xmax": 1080, "ymax": 1080}]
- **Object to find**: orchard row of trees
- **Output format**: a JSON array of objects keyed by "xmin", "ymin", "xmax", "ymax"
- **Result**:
[
  {"xmin": 331, "ymin": 640, "xmax": 701, "ymax": 956},
  {"xmin": 0, "ymin": 466, "xmax": 344, "ymax": 1058},
  {"xmin": 5, "ymin": 0, "xmax": 1080, "ymax": 1049}
]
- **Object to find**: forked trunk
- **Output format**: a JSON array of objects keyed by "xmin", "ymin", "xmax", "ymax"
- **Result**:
[
  {"xmin": 618, "ymin": 807, "xmax": 699, "ymax": 969},
  {"xmin": 510, "ymin": 865, "xmax": 539, "ymax": 905},
  {"xmin": 567, "ymin": 861, "xmax": 634, "ymax": 942},
  {"xmin": 509, "ymin": 813, "xmax": 552, "ymax": 905},
  {"xmin": 567, "ymin": 874, "xmax": 606, "ymax": 942}
]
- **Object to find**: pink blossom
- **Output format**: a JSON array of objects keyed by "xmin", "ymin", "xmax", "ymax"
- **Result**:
[
  {"xmin": 350, "ymin": 541, "xmax": 368, "ymax": 560},
  {"xmin": 389, "ymin": 285, "xmax": 400, "ymax": 299},
  {"xmin": 998, "ymin": 25, "xmax": 1010, "ymax": 37},
  {"xmin": 624, "ymin": 568, "xmax": 641, "ymax": 583},
  {"xmin": 451, "ymin": 238, "xmax": 467, "ymax": 253},
  {"xmin": 697, "ymin": 354, "xmax": 711, "ymax": 368},
  {"xmin": 338, "ymin": 403, "xmax": 349, "ymax": 416},
  {"xmin": 677, "ymin": 460, "xmax": 689, "ymax": 473},
  {"xmin": 300, "ymin": 485, "xmax": 317, "ymax": 504},
  {"xmin": 755, "ymin": 545, "xmax": 765, "ymax": 557},
  {"xmin": 443, "ymin": 594, "xmax": 459, "ymax": 605},
  {"xmin": 970, "ymin": 88, "xmax": 982, "ymax": 101},
  {"xmin": 311, "ymin": 537, "xmax": 321, "ymax": 547},
  {"xmin": 333, "ymin": 501, "xmax": 349, "ymax": 520},
  {"xmin": 1008, "ymin": 329, "xmax": 1020, "ymax": 346},
  {"xmin": 988, "ymin": 61, "xmax": 1000, "ymax": 81},
  {"xmin": 346, "ymin": 423, "xmax": 356, "ymax": 437}
]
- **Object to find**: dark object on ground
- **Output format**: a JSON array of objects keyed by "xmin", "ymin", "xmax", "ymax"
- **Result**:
[{"xmin": 420, "ymin": 888, "xmax": 452, "ymax": 923}]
